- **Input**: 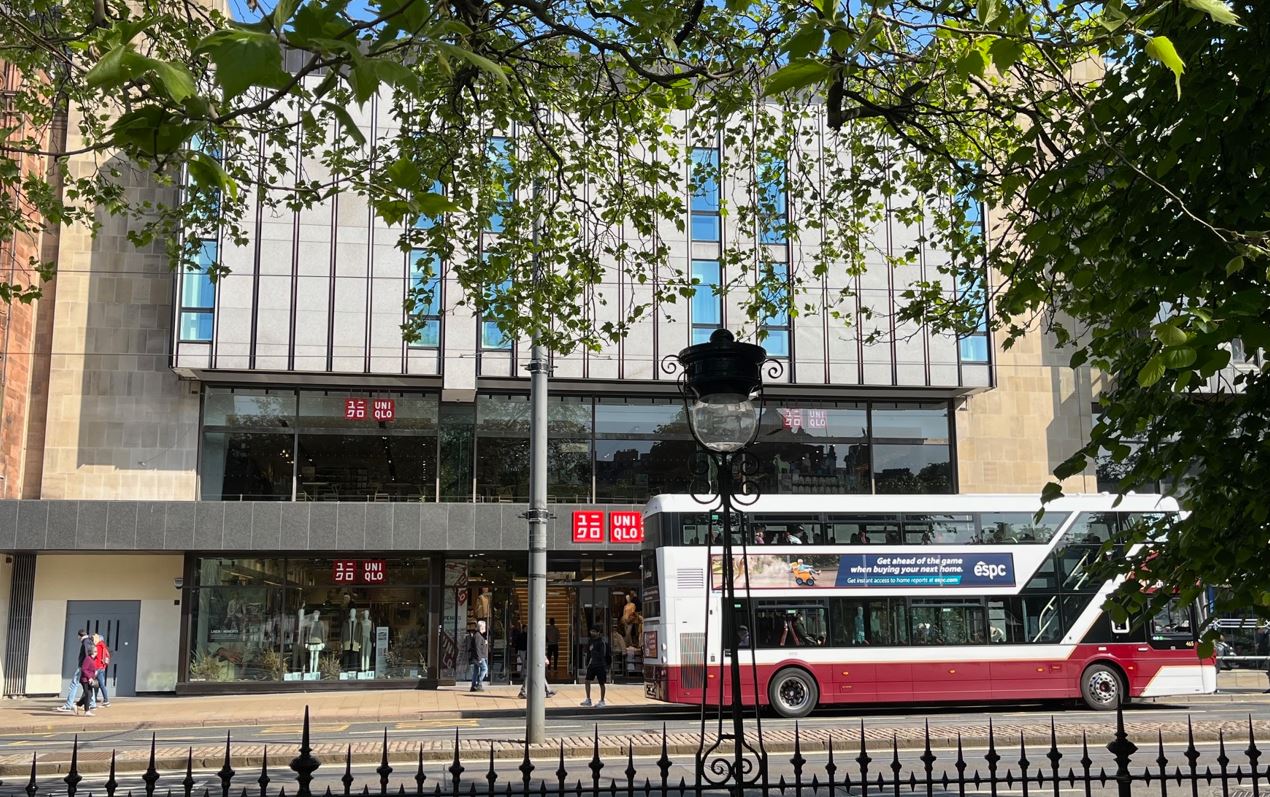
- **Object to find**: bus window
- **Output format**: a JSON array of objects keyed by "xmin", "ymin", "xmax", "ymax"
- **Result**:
[
  {"xmin": 828, "ymin": 598, "xmax": 908, "ymax": 646},
  {"xmin": 987, "ymin": 596, "xmax": 1064, "ymax": 644},
  {"xmin": 1149, "ymin": 599, "xmax": 1195, "ymax": 641},
  {"xmin": 745, "ymin": 601, "xmax": 828, "ymax": 648},
  {"xmin": 910, "ymin": 600, "xmax": 987, "ymax": 645},
  {"xmin": 1066, "ymin": 512, "xmax": 1118, "ymax": 544},
  {"xmin": 902, "ymin": 514, "xmax": 974, "ymax": 544},
  {"xmin": 750, "ymin": 516, "xmax": 823, "ymax": 545},
  {"xmin": 979, "ymin": 512, "xmax": 1067, "ymax": 544},
  {"xmin": 827, "ymin": 516, "xmax": 900, "ymax": 545}
]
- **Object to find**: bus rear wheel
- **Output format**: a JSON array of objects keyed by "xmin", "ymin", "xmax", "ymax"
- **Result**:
[
  {"xmin": 1080, "ymin": 664, "xmax": 1124, "ymax": 711},
  {"xmin": 768, "ymin": 667, "xmax": 819, "ymax": 719}
]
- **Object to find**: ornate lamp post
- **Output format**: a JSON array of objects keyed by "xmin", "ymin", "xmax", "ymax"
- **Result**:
[{"xmin": 670, "ymin": 328, "xmax": 775, "ymax": 795}]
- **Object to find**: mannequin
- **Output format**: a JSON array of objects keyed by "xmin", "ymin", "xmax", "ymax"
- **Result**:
[
  {"xmin": 474, "ymin": 586, "xmax": 492, "ymax": 623},
  {"xmin": 343, "ymin": 608, "xmax": 358, "ymax": 669},
  {"xmin": 292, "ymin": 607, "xmax": 310, "ymax": 670},
  {"xmin": 359, "ymin": 609, "xmax": 373, "ymax": 671},
  {"xmin": 306, "ymin": 610, "xmax": 326, "ymax": 674}
]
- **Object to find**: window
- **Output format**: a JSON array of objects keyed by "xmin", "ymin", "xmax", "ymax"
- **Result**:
[
  {"xmin": 760, "ymin": 262, "xmax": 790, "ymax": 358},
  {"xmin": 487, "ymin": 137, "xmax": 512, "ymax": 233},
  {"xmin": 408, "ymin": 250, "xmax": 441, "ymax": 348},
  {"xmin": 828, "ymin": 598, "xmax": 908, "ymax": 646},
  {"xmin": 956, "ymin": 177, "xmax": 990, "ymax": 363},
  {"xmin": 987, "ymin": 596, "xmax": 1064, "ymax": 644},
  {"xmin": 871, "ymin": 402, "xmax": 953, "ymax": 494},
  {"xmin": 414, "ymin": 180, "xmax": 446, "ymax": 230},
  {"xmin": 594, "ymin": 398, "xmax": 698, "ymax": 502},
  {"xmin": 481, "ymin": 278, "xmax": 512, "ymax": 350},
  {"xmin": 910, "ymin": 599, "xmax": 987, "ymax": 645},
  {"xmin": 179, "ymin": 239, "xmax": 217, "ymax": 342},
  {"xmin": 758, "ymin": 156, "xmax": 787, "ymax": 244},
  {"xmin": 690, "ymin": 147, "xmax": 720, "ymax": 241},
  {"xmin": 690, "ymin": 259, "xmax": 722, "ymax": 344},
  {"xmin": 901, "ymin": 514, "xmax": 974, "ymax": 545},
  {"xmin": 744, "ymin": 600, "xmax": 829, "ymax": 648},
  {"xmin": 475, "ymin": 394, "xmax": 593, "ymax": 502},
  {"xmin": 979, "ymin": 512, "xmax": 1068, "ymax": 544}
]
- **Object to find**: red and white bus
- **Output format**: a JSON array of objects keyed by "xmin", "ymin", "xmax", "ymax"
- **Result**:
[{"xmin": 640, "ymin": 494, "xmax": 1215, "ymax": 717}]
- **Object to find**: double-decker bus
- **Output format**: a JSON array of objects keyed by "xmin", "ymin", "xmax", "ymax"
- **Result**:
[{"xmin": 640, "ymin": 494, "xmax": 1214, "ymax": 717}]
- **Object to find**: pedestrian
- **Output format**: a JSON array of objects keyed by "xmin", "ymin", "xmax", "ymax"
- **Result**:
[
  {"xmin": 467, "ymin": 620, "xmax": 490, "ymax": 692},
  {"xmin": 511, "ymin": 622, "xmax": 527, "ymax": 681},
  {"xmin": 92, "ymin": 632, "xmax": 112, "ymax": 707},
  {"xmin": 55, "ymin": 630, "xmax": 96, "ymax": 713},
  {"xmin": 517, "ymin": 655, "xmax": 558, "ymax": 699},
  {"xmin": 545, "ymin": 618, "xmax": 560, "ymax": 672},
  {"xmin": 580, "ymin": 625, "xmax": 610, "ymax": 708},
  {"xmin": 75, "ymin": 647, "xmax": 100, "ymax": 716}
]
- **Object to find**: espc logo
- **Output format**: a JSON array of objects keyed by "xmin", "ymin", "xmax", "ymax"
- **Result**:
[{"xmin": 973, "ymin": 561, "xmax": 1009, "ymax": 580}]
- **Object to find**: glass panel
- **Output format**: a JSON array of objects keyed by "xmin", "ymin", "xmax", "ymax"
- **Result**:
[
  {"xmin": 751, "ymin": 440, "xmax": 871, "ymax": 495},
  {"xmin": 690, "ymin": 260, "xmax": 721, "ymax": 326},
  {"xmin": 440, "ymin": 403, "xmax": 475, "ymax": 502},
  {"xmin": 201, "ymin": 431, "xmax": 294, "ymax": 500},
  {"xmin": 987, "ymin": 596, "xmax": 1064, "ymax": 644},
  {"xmin": 549, "ymin": 439, "xmax": 592, "ymax": 502},
  {"xmin": 188, "ymin": 587, "xmax": 285, "ymax": 683},
  {"xmin": 179, "ymin": 311, "xmax": 213, "ymax": 342},
  {"xmin": 295, "ymin": 433, "xmax": 437, "ymax": 502},
  {"xmin": 294, "ymin": 392, "xmax": 439, "ymax": 431},
  {"xmin": 197, "ymin": 557, "xmax": 289, "ymax": 588},
  {"xmin": 595, "ymin": 399, "xmax": 689, "ymax": 437},
  {"xmin": 763, "ymin": 329, "xmax": 789, "ymax": 358},
  {"xmin": 691, "ymin": 325, "xmax": 715, "ymax": 345},
  {"xmin": 594, "ymin": 438, "xmax": 697, "ymax": 502},
  {"xmin": 827, "ymin": 516, "xmax": 902, "ymax": 545},
  {"xmin": 410, "ymin": 251, "xmax": 442, "ymax": 314},
  {"xmin": 746, "ymin": 600, "xmax": 828, "ymax": 648},
  {"xmin": 413, "ymin": 180, "xmax": 445, "ymax": 228},
  {"xmin": 910, "ymin": 600, "xmax": 986, "ymax": 645},
  {"xmin": 477, "ymin": 394, "xmax": 530, "ymax": 435},
  {"xmin": 959, "ymin": 335, "xmax": 990, "ymax": 363},
  {"xmin": 901, "ymin": 514, "xmax": 974, "ymax": 544},
  {"xmin": 980, "ymin": 512, "xmax": 1067, "ymax": 544},
  {"xmin": 482, "ymin": 319, "xmax": 511, "ymax": 349},
  {"xmin": 690, "ymin": 148, "xmax": 719, "ymax": 212},
  {"xmin": 872, "ymin": 444, "xmax": 953, "ymax": 493},
  {"xmin": 487, "ymin": 137, "xmax": 512, "ymax": 233},
  {"xmin": 1149, "ymin": 599, "xmax": 1195, "ymax": 639},
  {"xmin": 476, "ymin": 436, "xmax": 529, "ymax": 502},
  {"xmin": 871, "ymin": 402, "xmax": 951, "ymax": 443},
  {"xmin": 412, "ymin": 319, "xmax": 440, "ymax": 348},
  {"xmin": 1061, "ymin": 593, "xmax": 1097, "ymax": 634},
  {"xmin": 204, "ymin": 388, "xmax": 297, "ymax": 428},
  {"xmin": 1066, "ymin": 512, "xmax": 1119, "ymax": 543},
  {"xmin": 691, "ymin": 213, "xmax": 720, "ymax": 242},
  {"xmin": 182, "ymin": 251, "xmax": 216, "ymax": 308},
  {"xmin": 759, "ymin": 157, "xmax": 787, "ymax": 244},
  {"xmin": 829, "ymin": 598, "xmax": 907, "ymax": 646}
]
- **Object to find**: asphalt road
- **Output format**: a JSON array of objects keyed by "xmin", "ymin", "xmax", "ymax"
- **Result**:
[{"xmin": 4, "ymin": 695, "xmax": 1268, "ymax": 754}]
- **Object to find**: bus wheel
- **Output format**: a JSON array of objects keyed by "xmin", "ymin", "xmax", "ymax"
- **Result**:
[
  {"xmin": 769, "ymin": 668, "xmax": 819, "ymax": 719},
  {"xmin": 1080, "ymin": 664, "xmax": 1123, "ymax": 710}
]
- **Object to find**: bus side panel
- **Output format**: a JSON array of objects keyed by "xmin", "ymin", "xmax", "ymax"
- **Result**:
[
  {"xmin": 990, "ymin": 658, "xmax": 1071, "ymax": 699},
  {"xmin": 874, "ymin": 662, "xmax": 913, "ymax": 702},
  {"xmin": 831, "ymin": 662, "xmax": 877, "ymax": 701}
]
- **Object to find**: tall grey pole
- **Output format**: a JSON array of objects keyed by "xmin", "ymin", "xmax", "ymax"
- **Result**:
[{"xmin": 524, "ymin": 179, "xmax": 549, "ymax": 744}]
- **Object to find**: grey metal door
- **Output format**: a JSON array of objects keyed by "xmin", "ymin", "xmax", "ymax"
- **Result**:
[{"xmin": 62, "ymin": 601, "xmax": 141, "ymax": 697}]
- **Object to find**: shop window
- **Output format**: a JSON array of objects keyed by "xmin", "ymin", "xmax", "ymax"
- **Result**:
[
  {"xmin": 690, "ymin": 259, "xmax": 722, "ymax": 344},
  {"xmin": 594, "ymin": 398, "xmax": 696, "ymax": 503},
  {"xmin": 690, "ymin": 147, "xmax": 720, "ymax": 242},
  {"xmin": 871, "ymin": 401, "xmax": 953, "ymax": 494},
  {"xmin": 910, "ymin": 599, "xmax": 987, "ymax": 645},
  {"xmin": 753, "ymin": 401, "xmax": 870, "ymax": 496},
  {"xmin": 201, "ymin": 431, "xmax": 294, "ymax": 501},
  {"xmin": 295, "ymin": 433, "xmax": 436, "ymax": 502},
  {"xmin": 439, "ymin": 403, "xmax": 475, "ymax": 502},
  {"xmin": 474, "ymin": 394, "xmax": 593, "ymax": 502},
  {"xmin": 203, "ymin": 388, "xmax": 297, "ymax": 428},
  {"xmin": 179, "ymin": 240, "xmax": 217, "ymax": 342}
]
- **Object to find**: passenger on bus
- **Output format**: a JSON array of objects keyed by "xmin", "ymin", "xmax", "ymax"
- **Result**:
[
  {"xmin": 753, "ymin": 525, "xmax": 767, "ymax": 545},
  {"xmin": 853, "ymin": 529, "xmax": 870, "ymax": 545}
]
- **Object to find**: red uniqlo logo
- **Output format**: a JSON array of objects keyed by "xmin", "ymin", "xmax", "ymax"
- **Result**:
[
  {"xmin": 333, "ymin": 559, "xmax": 357, "ymax": 583},
  {"xmin": 572, "ymin": 511, "xmax": 604, "ymax": 543},
  {"xmin": 361, "ymin": 560, "xmax": 386, "ymax": 583},
  {"xmin": 609, "ymin": 512, "xmax": 645, "ymax": 544},
  {"xmin": 344, "ymin": 399, "xmax": 367, "ymax": 420},
  {"xmin": 808, "ymin": 409, "xmax": 827, "ymax": 429},
  {"xmin": 372, "ymin": 399, "xmax": 395, "ymax": 421},
  {"xmin": 781, "ymin": 408, "xmax": 803, "ymax": 430}
]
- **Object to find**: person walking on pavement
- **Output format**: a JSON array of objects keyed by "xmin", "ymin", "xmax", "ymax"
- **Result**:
[
  {"xmin": 55, "ymin": 630, "xmax": 96, "ymax": 713},
  {"xmin": 580, "ymin": 625, "xmax": 610, "ymax": 708},
  {"xmin": 518, "ymin": 655, "xmax": 558, "ymax": 699},
  {"xmin": 468, "ymin": 620, "xmax": 490, "ymax": 692},
  {"xmin": 92, "ymin": 633, "xmax": 112, "ymax": 707},
  {"xmin": 545, "ymin": 618, "xmax": 560, "ymax": 672}
]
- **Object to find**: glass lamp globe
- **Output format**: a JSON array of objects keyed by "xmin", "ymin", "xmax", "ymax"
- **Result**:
[
  {"xmin": 676, "ymin": 329, "xmax": 767, "ymax": 454},
  {"xmin": 688, "ymin": 392, "xmax": 760, "ymax": 453}
]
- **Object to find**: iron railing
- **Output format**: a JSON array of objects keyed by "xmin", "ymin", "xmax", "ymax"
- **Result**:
[{"xmin": 6, "ymin": 706, "xmax": 1268, "ymax": 797}]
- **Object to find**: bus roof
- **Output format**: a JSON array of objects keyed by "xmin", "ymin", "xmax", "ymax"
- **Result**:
[{"xmin": 642, "ymin": 493, "xmax": 1179, "ymax": 516}]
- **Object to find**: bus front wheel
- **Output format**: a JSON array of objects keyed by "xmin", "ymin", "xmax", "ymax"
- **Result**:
[
  {"xmin": 768, "ymin": 668, "xmax": 819, "ymax": 719},
  {"xmin": 1080, "ymin": 664, "xmax": 1124, "ymax": 711}
]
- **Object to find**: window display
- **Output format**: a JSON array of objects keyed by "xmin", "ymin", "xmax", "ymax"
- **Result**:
[{"xmin": 187, "ymin": 557, "xmax": 430, "ymax": 684}]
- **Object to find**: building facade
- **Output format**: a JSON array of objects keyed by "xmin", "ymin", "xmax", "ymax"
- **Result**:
[{"xmin": 0, "ymin": 97, "xmax": 1099, "ymax": 697}]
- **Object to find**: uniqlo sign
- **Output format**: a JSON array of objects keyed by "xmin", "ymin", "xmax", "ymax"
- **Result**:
[
  {"xmin": 572, "ymin": 511, "xmax": 605, "ymax": 543},
  {"xmin": 334, "ymin": 559, "xmax": 388, "ymax": 584},
  {"xmin": 609, "ymin": 512, "xmax": 645, "ymax": 544},
  {"xmin": 333, "ymin": 559, "xmax": 357, "ymax": 583},
  {"xmin": 780, "ymin": 408, "xmax": 804, "ymax": 430},
  {"xmin": 345, "ymin": 398, "xmax": 395, "ymax": 422},
  {"xmin": 361, "ymin": 560, "xmax": 387, "ymax": 583}
]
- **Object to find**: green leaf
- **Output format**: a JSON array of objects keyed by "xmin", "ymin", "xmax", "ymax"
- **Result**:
[
  {"xmin": 322, "ymin": 101, "xmax": 366, "ymax": 146},
  {"xmin": 144, "ymin": 58, "xmax": 197, "ymax": 103},
  {"xmin": 195, "ymin": 29, "xmax": 290, "ymax": 100},
  {"xmin": 385, "ymin": 158, "xmax": 421, "ymax": 189},
  {"xmin": 762, "ymin": 60, "xmax": 831, "ymax": 96},
  {"xmin": 988, "ymin": 38, "xmax": 1023, "ymax": 73},
  {"xmin": 273, "ymin": 0, "xmax": 302, "ymax": 29},
  {"xmin": 1040, "ymin": 481, "xmax": 1064, "ymax": 503},
  {"xmin": 418, "ymin": 191, "xmax": 458, "ymax": 216},
  {"xmin": 433, "ymin": 41, "xmax": 509, "ymax": 86},
  {"xmin": 955, "ymin": 49, "xmax": 988, "ymax": 79},
  {"xmin": 1152, "ymin": 322, "xmax": 1188, "ymax": 347},
  {"xmin": 1138, "ymin": 354, "xmax": 1166, "ymax": 387},
  {"xmin": 785, "ymin": 20, "xmax": 826, "ymax": 59},
  {"xmin": 186, "ymin": 150, "xmax": 240, "ymax": 201},
  {"xmin": 1226, "ymin": 255, "xmax": 1245, "ymax": 275},
  {"xmin": 1069, "ymin": 348, "xmax": 1089, "ymax": 368},
  {"xmin": 1161, "ymin": 346, "xmax": 1197, "ymax": 369},
  {"xmin": 1181, "ymin": 0, "xmax": 1240, "ymax": 25},
  {"xmin": 84, "ymin": 46, "xmax": 128, "ymax": 89},
  {"xmin": 827, "ymin": 29, "xmax": 853, "ymax": 54},
  {"xmin": 1145, "ymin": 36, "xmax": 1185, "ymax": 98},
  {"xmin": 976, "ymin": 0, "xmax": 1001, "ymax": 26}
]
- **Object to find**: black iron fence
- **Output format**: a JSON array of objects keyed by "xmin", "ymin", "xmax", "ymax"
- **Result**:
[{"xmin": 6, "ymin": 707, "xmax": 1269, "ymax": 797}]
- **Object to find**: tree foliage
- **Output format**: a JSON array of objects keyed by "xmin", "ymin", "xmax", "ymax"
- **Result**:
[{"xmin": 1, "ymin": 0, "xmax": 1265, "ymax": 635}]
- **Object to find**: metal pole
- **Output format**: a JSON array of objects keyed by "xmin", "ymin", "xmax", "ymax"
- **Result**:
[{"xmin": 524, "ymin": 174, "xmax": 549, "ymax": 744}]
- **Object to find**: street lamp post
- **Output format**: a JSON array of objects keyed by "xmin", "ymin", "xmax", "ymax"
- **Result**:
[{"xmin": 670, "ymin": 328, "xmax": 775, "ymax": 796}]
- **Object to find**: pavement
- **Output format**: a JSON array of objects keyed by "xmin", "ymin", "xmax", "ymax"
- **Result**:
[{"xmin": 2, "ymin": 673, "xmax": 1269, "ymax": 778}]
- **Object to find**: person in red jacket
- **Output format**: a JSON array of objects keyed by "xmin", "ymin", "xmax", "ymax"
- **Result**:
[
  {"xmin": 92, "ymin": 633, "xmax": 112, "ymax": 707},
  {"xmin": 76, "ymin": 653, "xmax": 99, "ymax": 716}
]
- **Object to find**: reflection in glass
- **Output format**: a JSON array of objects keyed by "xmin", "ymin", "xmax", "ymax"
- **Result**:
[
  {"xmin": 872, "ymin": 444, "xmax": 953, "ymax": 493},
  {"xmin": 203, "ymin": 388, "xmax": 297, "ymax": 428},
  {"xmin": 295, "ymin": 433, "xmax": 436, "ymax": 502},
  {"xmin": 201, "ymin": 432, "xmax": 293, "ymax": 500}
]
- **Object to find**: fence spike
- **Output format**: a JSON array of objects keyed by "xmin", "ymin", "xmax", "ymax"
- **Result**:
[
  {"xmin": 1218, "ymin": 729, "xmax": 1231, "ymax": 794},
  {"xmin": 343, "ymin": 747, "xmax": 354, "ymax": 797},
  {"xmin": 555, "ymin": 739, "xmax": 567, "ymax": 795},
  {"xmin": 217, "ymin": 731, "xmax": 236, "ymax": 797},
  {"xmin": 890, "ymin": 734, "xmax": 902, "ymax": 797},
  {"xmin": 143, "ymin": 735, "xmax": 160, "ymax": 797},
  {"xmin": 378, "ymin": 729, "xmax": 394, "ymax": 796},
  {"xmin": 1156, "ymin": 729, "xmax": 1170, "ymax": 797},
  {"xmin": 625, "ymin": 745, "xmax": 637, "ymax": 794},
  {"xmin": 64, "ymin": 735, "xmax": 82, "ymax": 797},
  {"xmin": 826, "ymin": 734, "xmax": 839, "ymax": 794},
  {"xmin": 1107, "ymin": 705, "xmax": 1139, "ymax": 797},
  {"xmin": 858, "ymin": 718, "xmax": 872, "ymax": 797},
  {"xmin": 414, "ymin": 746, "xmax": 427, "ymax": 797},
  {"xmin": 183, "ymin": 747, "xmax": 196, "ymax": 797},
  {"xmin": 26, "ymin": 751, "xmax": 38, "ymax": 797},
  {"xmin": 449, "ymin": 729, "xmax": 465, "ymax": 792},
  {"xmin": 257, "ymin": 745, "xmax": 269, "ymax": 797},
  {"xmin": 1079, "ymin": 732, "xmax": 1093, "ymax": 797},
  {"xmin": 1019, "ymin": 733, "xmax": 1031, "ymax": 797},
  {"xmin": 486, "ymin": 742, "xmax": 498, "ymax": 795},
  {"xmin": 1247, "ymin": 714, "xmax": 1262, "ymax": 797},
  {"xmin": 656, "ymin": 723, "xmax": 671, "ymax": 795},
  {"xmin": 1047, "ymin": 717, "xmax": 1063, "ymax": 797},
  {"xmin": 792, "ymin": 720, "xmax": 807, "ymax": 793},
  {"xmin": 589, "ymin": 724, "xmax": 604, "ymax": 791},
  {"xmin": 106, "ymin": 750, "xmax": 119, "ymax": 797},
  {"xmin": 921, "ymin": 721, "xmax": 936, "ymax": 797},
  {"xmin": 290, "ymin": 707, "xmax": 321, "ymax": 797}
]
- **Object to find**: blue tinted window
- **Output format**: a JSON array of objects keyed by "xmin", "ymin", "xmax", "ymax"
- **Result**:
[
  {"xmin": 414, "ymin": 180, "xmax": 446, "ymax": 229},
  {"xmin": 488, "ymin": 138, "xmax": 512, "ymax": 233},
  {"xmin": 482, "ymin": 278, "xmax": 512, "ymax": 349},
  {"xmin": 416, "ymin": 319, "xmax": 441, "ymax": 348},
  {"xmin": 690, "ymin": 260, "xmax": 721, "ymax": 327},
  {"xmin": 179, "ymin": 312, "xmax": 213, "ymax": 342},
  {"xmin": 761, "ymin": 262, "xmax": 790, "ymax": 356},
  {"xmin": 959, "ymin": 335, "xmax": 989, "ymax": 363},
  {"xmin": 691, "ymin": 214, "xmax": 720, "ymax": 242},
  {"xmin": 410, "ymin": 250, "xmax": 442, "ymax": 315},
  {"xmin": 690, "ymin": 148, "xmax": 719, "ymax": 212},
  {"xmin": 764, "ymin": 329, "xmax": 790, "ymax": 358},
  {"xmin": 181, "ymin": 241, "xmax": 216, "ymax": 309},
  {"xmin": 759, "ymin": 157, "xmax": 787, "ymax": 244}
]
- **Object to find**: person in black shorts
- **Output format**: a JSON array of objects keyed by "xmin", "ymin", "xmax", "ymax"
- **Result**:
[{"xmin": 580, "ymin": 625, "xmax": 610, "ymax": 707}]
